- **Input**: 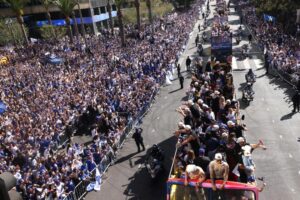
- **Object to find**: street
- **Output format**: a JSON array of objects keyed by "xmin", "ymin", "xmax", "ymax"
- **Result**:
[{"xmin": 86, "ymin": 1, "xmax": 300, "ymax": 200}]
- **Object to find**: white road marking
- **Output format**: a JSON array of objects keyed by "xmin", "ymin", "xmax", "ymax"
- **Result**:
[
  {"xmin": 151, "ymin": 129, "xmax": 155, "ymax": 133},
  {"xmin": 291, "ymin": 188, "xmax": 295, "ymax": 193},
  {"xmin": 232, "ymin": 56, "xmax": 238, "ymax": 70},
  {"xmin": 289, "ymin": 153, "xmax": 293, "ymax": 158},
  {"xmin": 279, "ymin": 135, "xmax": 283, "ymax": 139},
  {"xmin": 157, "ymin": 116, "xmax": 160, "ymax": 120},
  {"xmin": 252, "ymin": 55, "xmax": 262, "ymax": 67},
  {"xmin": 244, "ymin": 58, "xmax": 251, "ymax": 69}
]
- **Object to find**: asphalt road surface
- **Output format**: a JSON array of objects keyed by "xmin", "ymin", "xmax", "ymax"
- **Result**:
[{"xmin": 86, "ymin": 1, "xmax": 300, "ymax": 200}]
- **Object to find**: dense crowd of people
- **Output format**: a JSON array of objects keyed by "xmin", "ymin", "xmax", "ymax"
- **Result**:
[
  {"xmin": 237, "ymin": 0, "xmax": 300, "ymax": 83},
  {"xmin": 173, "ymin": 61, "xmax": 266, "ymax": 198},
  {"xmin": 172, "ymin": 1, "xmax": 267, "ymax": 199},
  {"xmin": 0, "ymin": 2, "xmax": 202, "ymax": 199}
]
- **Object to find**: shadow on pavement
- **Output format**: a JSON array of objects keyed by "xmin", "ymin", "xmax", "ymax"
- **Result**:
[
  {"xmin": 268, "ymin": 75, "xmax": 295, "ymax": 104},
  {"xmin": 280, "ymin": 112, "xmax": 296, "ymax": 121},
  {"xmin": 115, "ymin": 152, "xmax": 140, "ymax": 165},
  {"xmin": 238, "ymin": 82, "xmax": 247, "ymax": 91},
  {"xmin": 237, "ymin": 98, "xmax": 250, "ymax": 109},
  {"xmin": 122, "ymin": 136, "xmax": 177, "ymax": 200},
  {"xmin": 181, "ymin": 95, "xmax": 189, "ymax": 101},
  {"xmin": 256, "ymin": 73, "xmax": 266, "ymax": 79},
  {"xmin": 169, "ymin": 88, "xmax": 182, "ymax": 94}
]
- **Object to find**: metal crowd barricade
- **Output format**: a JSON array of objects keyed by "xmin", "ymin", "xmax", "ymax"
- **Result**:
[
  {"xmin": 73, "ymin": 180, "xmax": 89, "ymax": 200},
  {"xmin": 63, "ymin": 192, "xmax": 76, "ymax": 200}
]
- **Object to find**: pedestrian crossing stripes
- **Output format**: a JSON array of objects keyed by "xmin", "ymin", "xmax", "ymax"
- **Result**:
[{"xmin": 232, "ymin": 55, "xmax": 264, "ymax": 71}]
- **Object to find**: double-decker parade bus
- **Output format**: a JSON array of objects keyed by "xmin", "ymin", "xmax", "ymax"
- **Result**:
[{"xmin": 210, "ymin": 0, "xmax": 232, "ymax": 72}]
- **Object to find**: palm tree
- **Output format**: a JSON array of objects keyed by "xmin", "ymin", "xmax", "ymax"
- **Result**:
[
  {"xmin": 72, "ymin": 10, "xmax": 79, "ymax": 38},
  {"xmin": 2, "ymin": 0, "xmax": 29, "ymax": 45},
  {"xmin": 40, "ymin": 0, "xmax": 53, "ymax": 25},
  {"xmin": 134, "ymin": 0, "xmax": 141, "ymax": 33},
  {"xmin": 55, "ymin": 0, "xmax": 76, "ymax": 43},
  {"xmin": 115, "ymin": 0, "xmax": 125, "ymax": 46},
  {"xmin": 76, "ymin": 0, "xmax": 87, "ymax": 45},
  {"xmin": 107, "ymin": 0, "xmax": 114, "ymax": 35},
  {"xmin": 145, "ymin": 0, "xmax": 153, "ymax": 25},
  {"xmin": 40, "ymin": 0, "xmax": 56, "ymax": 38}
]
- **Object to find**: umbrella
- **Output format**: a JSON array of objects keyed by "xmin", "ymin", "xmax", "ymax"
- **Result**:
[{"xmin": 0, "ymin": 101, "xmax": 7, "ymax": 115}]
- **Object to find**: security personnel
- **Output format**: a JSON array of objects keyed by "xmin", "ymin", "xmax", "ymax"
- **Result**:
[
  {"xmin": 132, "ymin": 127, "xmax": 145, "ymax": 152},
  {"xmin": 292, "ymin": 91, "xmax": 300, "ymax": 112},
  {"xmin": 179, "ymin": 73, "xmax": 184, "ymax": 89}
]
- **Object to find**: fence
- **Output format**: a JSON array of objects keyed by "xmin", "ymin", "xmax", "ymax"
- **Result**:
[{"xmin": 62, "ymin": 87, "xmax": 159, "ymax": 200}]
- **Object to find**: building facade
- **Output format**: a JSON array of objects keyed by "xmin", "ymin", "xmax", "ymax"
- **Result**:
[{"xmin": 0, "ymin": 0, "xmax": 117, "ymax": 35}]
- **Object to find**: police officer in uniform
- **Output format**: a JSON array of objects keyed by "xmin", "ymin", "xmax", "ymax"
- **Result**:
[{"xmin": 132, "ymin": 127, "xmax": 145, "ymax": 152}]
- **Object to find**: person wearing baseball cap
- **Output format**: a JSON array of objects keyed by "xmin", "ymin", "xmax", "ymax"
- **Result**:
[{"xmin": 209, "ymin": 153, "xmax": 229, "ymax": 192}]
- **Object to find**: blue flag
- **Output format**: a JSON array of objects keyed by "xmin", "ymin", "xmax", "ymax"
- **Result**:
[
  {"xmin": 263, "ymin": 14, "xmax": 276, "ymax": 22},
  {"xmin": 0, "ymin": 101, "xmax": 7, "ymax": 115}
]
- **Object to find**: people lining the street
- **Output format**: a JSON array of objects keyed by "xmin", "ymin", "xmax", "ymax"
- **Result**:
[{"xmin": 0, "ymin": 3, "xmax": 201, "ymax": 199}]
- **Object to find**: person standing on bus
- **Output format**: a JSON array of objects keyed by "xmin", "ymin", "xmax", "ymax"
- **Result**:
[
  {"xmin": 184, "ymin": 164, "xmax": 206, "ymax": 193},
  {"xmin": 209, "ymin": 153, "xmax": 229, "ymax": 191}
]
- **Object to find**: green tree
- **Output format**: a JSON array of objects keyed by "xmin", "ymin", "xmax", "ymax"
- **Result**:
[
  {"xmin": 2, "ymin": 0, "xmax": 29, "ymax": 45},
  {"xmin": 75, "ymin": 0, "xmax": 87, "ymax": 45},
  {"xmin": 145, "ymin": 0, "xmax": 152, "ymax": 24},
  {"xmin": 72, "ymin": 10, "xmax": 79, "ymax": 38},
  {"xmin": 40, "ymin": 0, "xmax": 57, "ymax": 38},
  {"xmin": 116, "ymin": 0, "xmax": 125, "ymax": 46},
  {"xmin": 134, "ymin": 0, "xmax": 141, "ymax": 33},
  {"xmin": 54, "ymin": 0, "xmax": 76, "ymax": 43},
  {"xmin": 0, "ymin": 18, "xmax": 27, "ymax": 46},
  {"xmin": 39, "ymin": 25, "xmax": 67, "ymax": 40},
  {"xmin": 40, "ymin": 0, "xmax": 53, "ymax": 25}
]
